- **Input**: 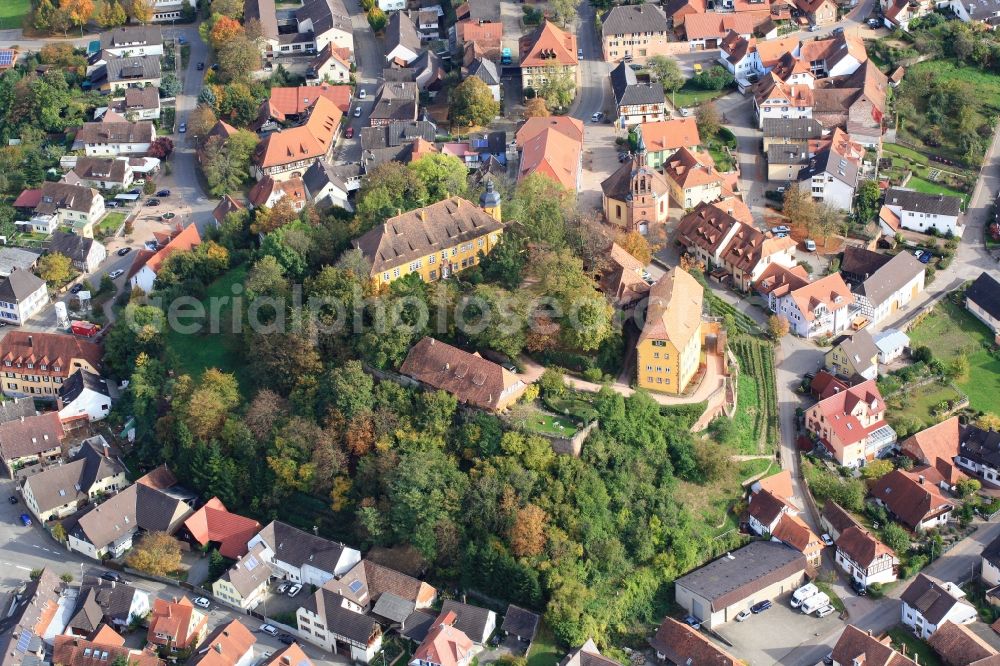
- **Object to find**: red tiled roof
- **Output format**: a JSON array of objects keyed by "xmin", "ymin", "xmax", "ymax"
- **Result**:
[
  {"xmin": 192, "ymin": 620, "xmax": 256, "ymax": 666},
  {"xmin": 808, "ymin": 378, "xmax": 886, "ymax": 450},
  {"xmin": 13, "ymin": 189, "xmax": 42, "ymax": 209},
  {"xmin": 871, "ymin": 468, "xmax": 954, "ymax": 530},
  {"xmin": 789, "ymin": 272, "xmax": 853, "ymax": 322},
  {"xmin": 519, "ymin": 21, "xmax": 577, "ymax": 68},
  {"xmin": 183, "ymin": 497, "xmax": 262, "ymax": 559},
  {"xmin": 413, "ymin": 612, "xmax": 474, "ymax": 666},
  {"xmin": 639, "ymin": 118, "xmax": 701, "ymax": 154},
  {"xmin": 253, "ymin": 96, "xmax": 342, "ymax": 169},
  {"xmin": 128, "ymin": 223, "xmax": 202, "ymax": 279}
]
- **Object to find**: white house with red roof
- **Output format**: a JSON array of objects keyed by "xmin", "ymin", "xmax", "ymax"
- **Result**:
[
  {"xmin": 410, "ymin": 611, "xmax": 476, "ymax": 666},
  {"xmin": 128, "ymin": 224, "xmax": 202, "ymax": 293},
  {"xmin": 770, "ymin": 271, "xmax": 856, "ymax": 338},
  {"xmin": 805, "ymin": 378, "xmax": 896, "ymax": 467}
]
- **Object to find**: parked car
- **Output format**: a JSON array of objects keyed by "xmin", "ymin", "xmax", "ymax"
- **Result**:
[
  {"xmin": 276, "ymin": 582, "xmax": 289, "ymax": 594},
  {"xmin": 809, "ymin": 24, "xmax": 822, "ymax": 31},
  {"xmin": 679, "ymin": 107, "xmax": 693, "ymax": 117},
  {"xmin": 832, "ymin": 26, "xmax": 844, "ymax": 35},
  {"xmin": 197, "ymin": 62, "xmax": 204, "ymax": 70},
  {"xmin": 156, "ymin": 189, "xmax": 171, "ymax": 197},
  {"xmin": 354, "ymin": 107, "xmax": 362, "ymax": 117},
  {"xmin": 145, "ymin": 241, "xmax": 158, "ymax": 250},
  {"xmin": 735, "ymin": 609, "xmax": 751, "ymax": 622},
  {"xmin": 117, "ymin": 247, "xmax": 132, "ymax": 256},
  {"xmin": 108, "ymin": 269, "xmax": 125, "ymax": 280},
  {"xmin": 146, "ymin": 198, "xmax": 160, "ymax": 206},
  {"xmin": 913, "ymin": 249, "xmax": 932, "ymax": 264},
  {"xmin": 815, "ymin": 605, "xmax": 836, "ymax": 618},
  {"xmin": 790, "ymin": 583, "xmax": 818, "ymax": 608},
  {"xmin": 278, "ymin": 634, "xmax": 294, "ymax": 645},
  {"xmin": 178, "ymin": 123, "xmax": 186, "ymax": 133},
  {"xmin": 591, "ymin": 112, "xmax": 604, "ymax": 122},
  {"xmin": 805, "ymin": 239, "xmax": 817, "ymax": 252},
  {"xmin": 851, "ymin": 579, "xmax": 868, "ymax": 596},
  {"xmin": 193, "ymin": 597, "xmax": 211, "ymax": 609},
  {"xmin": 259, "ymin": 624, "xmax": 279, "ymax": 636},
  {"xmin": 106, "ymin": 200, "xmax": 120, "ymax": 208},
  {"xmin": 70, "ymin": 284, "xmax": 84, "ymax": 294},
  {"xmin": 345, "ymin": 127, "xmax": 354, "ymax": 139},
  {"xmin": 287, "ymin": 584, "xmax": 302, "ymax": 597},
  {"xmin": 868, "ymin": 18, "xmax": 881, "ymax": 27},
  {"xmin": 820, "ymin": 533, "xmax": 834, "ymax": 546},
  {"xmin": 578, "ymin": 48, "xmax": 583, "ymax": 58},
  {"xmin": 750, "ymin": 600, "xmax": 772, "ymax": 614},
  {"xmin": 682, "ymin": 615, "xmax": 701, "ymax": 630},
  {"xmin": 101, "ymin": 572, "xmax": 123, "ymax": 582},
  {"xmin": 18, "ymin": 514, "xmax": 31, "ymax": 527},
  {"xmin": 127, "ymin": 188, "xmax": 141, "ymax": 195},
  {"xmin": 7, "ymin": 496, "xmax": 16, "ymax": 504},
  {"xmin": 771, "ymin": 225, "xmax": 791, "ymax": 234},
  {"xmin": 358, "ymin": 88, "xmax": 367, "ymax": 99}
]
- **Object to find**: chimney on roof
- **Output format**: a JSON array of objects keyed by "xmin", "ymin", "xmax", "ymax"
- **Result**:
[
  {"xmin": 27, "ymin": 336, "xmax": 32, "ymax": 348},
  {"xmin": 918, "ymin": 475, "xmax": 924, "ymax": 484}
]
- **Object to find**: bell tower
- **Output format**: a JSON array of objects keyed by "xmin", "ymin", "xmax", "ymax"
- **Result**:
[{"xmin": 479, "ymin": 179, "xmax": 502, "ymax": 223}]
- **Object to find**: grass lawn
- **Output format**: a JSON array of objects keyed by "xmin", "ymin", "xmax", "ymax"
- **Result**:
[
  {"xmin": 886, "ymin": 381, "xmax": 966, "ymax": 432},
  {"xmin": 518, "ymin": 410, "xmax": 579, "ymax": 437},
  {"xmin": 730, "ymin": 371, "xmax": 764, "ymax": 455},
  {"xmin": 527, "ymin": 622, "xmax": 561, "ymax": 666},
  {"xmin": 888, "ymin": 627, "xmax": 941, "ymax": 666},
  {"xmin": 164, "ymin": 264, "xmax": 248, "ymax": 383},
  {"xmin": 544, "ymin": 394, "xmax": 598, "ymax": 424},
  {"xmin": 911, "ymin": 60, "xmax": 1000, "ymax": 111},
  {"xmin": 0, "ymin": 0, "xmax": 28, "ymax": 29},
  {"xmin": 671, "ymin": 85, "xmax": 727, "ymax": 110},
  {"xmin": 906, "ymin": 175, "xmax": 970, "ymax": 202},
  {"xmin": 706, "ymin": 145, "xmax": 735, "ymax": 172},
  {"xmin": 908, "ymin": 297, "xmax": 1000, "ymax": 414},
  {"xmin": 96, "ymin": 212, "xmax": 127, "ymax": 235},
  {"xmin": 738, "ymin": 458, "xmax": 774, "ymax": 479}
]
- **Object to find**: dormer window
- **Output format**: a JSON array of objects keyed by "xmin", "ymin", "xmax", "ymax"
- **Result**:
[{"xmin": 26, "ymin": 363, "xmax": 32, "ymax": 369}]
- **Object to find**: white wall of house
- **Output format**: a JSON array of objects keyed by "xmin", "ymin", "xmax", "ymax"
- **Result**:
[
  {"xmin": 887, "ymin": 205, "xmax": 962, "ymax": 237},
  {"xmin": 130, "ymin": 266, "xmax": 158, "ymax": 293},
  {"xmin": 84, "ymin": 141, "xmax": 152, "ymax": 157},
  {"xmin": 983, "ymin": 557, "xmax": 1000, "ymax": 587},
  {"xmin": 378, "ymin": 0, "xmax": 406, "ymax": 10},
  {"xmin": 968, "ymin": 298, "xmax": 1000, "ymax": 335},
  {"xmin": 0, "ymin": 283, "xmax": 50, "ymax": 326},
  {"xmin": 835, "ymin": 549, "xmax": 897, "ymax": 587},
  {"xmin": 902, "ymin": 596, "xmax": 976, "ymax": 639},
  {"xmin": 806, "ymin": 173, "xmax": 855, "ymax": 210},
  {"xmin": 59, "ymin": 388, "xmax": 112, "ymax": 422}
]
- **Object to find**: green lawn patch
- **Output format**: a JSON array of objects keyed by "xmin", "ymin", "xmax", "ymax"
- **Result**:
[
  {"xmin": 888, "ymin": 626, "xmax": 941, "ymax": 666},
  {"xmin": 164, "ymin": 264, "xmax": 248, "ymax": 382},
  {"xmin": 731, "ymin": 371, "xmax": 762, "ymax": 455},
  {"xmin": 738, "ymin": 458, "xmax": 774, "ymax": 480},
  {"xmin": 886, "ymin": 381, "xmax": 966, "ymax": 432},
  {"xmin": 96, "ymin": 212, "xmax": 127, "ymax": 236},
  {"xmin": 0, "ymin": 0, "xmax": 29, "ymax": 29},
  {"xmin": 517, "ymin": 409, "xmax": 579, "ymax": 437},
  {"xmin": 908, "ymin": 297, "xmax": 1000, "ymax": 414},
  {"xmin": 543, "ymin": 394, "xmax": 598, "ymax": 425},
  {"xmin": 527, "ymin": 622, "xmax": 561, "ymax": 666},
  {"xmin": 906, "ymin": 176, "xmax": 970, "ymax": 203},
  {"xmin": 730, "ymin": 337, "xmax": 779, "ymax": 453},
  {"xmin": 911, "ymin": 60, "xmax": 1000, "ymax": 111},
  {"xmin": 671, "ymin": 84, "xmax": 727, "ymax": 110}
]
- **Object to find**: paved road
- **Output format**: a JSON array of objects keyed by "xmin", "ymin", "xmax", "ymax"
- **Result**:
[{"xmin": 335, "ymin": 0, "xmax": 382, "ymax": 165}]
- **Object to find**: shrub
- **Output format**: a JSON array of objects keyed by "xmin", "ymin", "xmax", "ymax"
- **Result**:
[
  {"xmin": 582, "ymin": 368, "xmax": 603, "ymax": 382},
  {"xmin": 911, "ymin": 345, "xmax": 934, "ymax": 364},
  {"xmin": 539, "ymin": 369, "xmax": 566, "ymax": 397}
]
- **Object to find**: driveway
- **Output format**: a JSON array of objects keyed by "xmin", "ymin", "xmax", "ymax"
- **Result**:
[{"xmin": 714, "ymin": 597, "xmax": 844, "ymax": 666}]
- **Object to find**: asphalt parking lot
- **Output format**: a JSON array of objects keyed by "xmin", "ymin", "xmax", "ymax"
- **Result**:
[
  {"xmin": 714, "ymin": 595, "xmax": 844, "ymax": 665},
  {"xmin": 579, "ymin": 122, "xmax": 620, "ymax": 212}
]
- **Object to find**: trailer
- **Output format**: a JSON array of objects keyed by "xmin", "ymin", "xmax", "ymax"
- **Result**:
[
  {"xmin": 71, "ymin": 321, "xmax": 101, "ymax": 337},
  {"xmin": 800, "ymin": 592, "xmax": 831, "ymax": 615}
]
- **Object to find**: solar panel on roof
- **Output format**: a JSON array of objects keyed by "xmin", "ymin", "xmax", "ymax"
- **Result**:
[
  {"xmin": 0, "ymin": 52, "xmax": 13, "ymax": 66},
  {"xmin": 16, "ymin": 630, "xmax": 32, "ymax": 652},
  {"xmin": 349, "ymin": 579, "xmax": 364, "ymax": 594}
]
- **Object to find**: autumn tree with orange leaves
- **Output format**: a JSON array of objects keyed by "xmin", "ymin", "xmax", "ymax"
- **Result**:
[
  {"xmin": 209, "ymin": 15, "xmax": 244, "ymax": 50},
  {"xmin": 510, "ymin": 504, "xmax": 547, "ymax": 557}
]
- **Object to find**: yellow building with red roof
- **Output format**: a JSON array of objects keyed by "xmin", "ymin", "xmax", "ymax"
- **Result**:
[{"xmin": 636, "ymin": 267, "xmax": 704, "ymax": 394}]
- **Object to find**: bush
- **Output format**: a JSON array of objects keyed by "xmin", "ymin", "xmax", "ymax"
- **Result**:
[
  {"xmin": 539, "ymin": 368, "xmax": 566, "ymax": 397},
  {"xmin": 582, "ymin": 368, "xmax": 603, "ymax": 382},
  {"xmin": 912, "ymin": 345, "xmax": 934, "ymax": 364}
]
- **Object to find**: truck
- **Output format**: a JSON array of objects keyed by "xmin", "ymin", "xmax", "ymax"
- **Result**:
[
  {"xmin": 71, "ymin": 321, "xmax": 101, "ymax": 337},
  {"xmin": 790, "ymin": 583, "xmax": 818, "ymax": 608},
  {"xmin": 800, "ymin": 592, "xmax": 831, "ymax": 615}
]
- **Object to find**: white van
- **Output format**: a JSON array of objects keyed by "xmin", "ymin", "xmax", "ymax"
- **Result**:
[
  {"xmin": 800, "ymin": 592, "xmax": 831, "ymax": 615},
  {"xmin": 790, "ymin": 583, "xmax": 818, "ymax": 608}
]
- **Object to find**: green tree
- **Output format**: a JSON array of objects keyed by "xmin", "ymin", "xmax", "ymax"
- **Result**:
[
  {"xmin": 695, "ymin": 101, "xmax": 721, "ymax": 140},
  {"xmin": 781, "ymin": 183, "xmax": 816, "ymax": 229},
  {"xmin": 549, "ymin": 0, "xmax": 580, "ymax": 26},
  {"xmin": 957, "ymin": 477, "xmax": 981, "ymax": 498},
  {"xmin": 321, "ymin": 360, "xmax": 374, "ymax": 420},
  {"xmin": 880, "ymin": 522, "xmax": 910, "ymax": 554},
  {"xmin": 367, "ymin": 6, "xmax": 387, "ymax": 31},
  {"xmin": 860, "ymin": 459, "xmax": 893, "ymax": 480},
  {"xmin": 507, "ymin": 173, "xmax": 574, "ymax": 246},
  {"xmin": 216, "ymin": 34, "xmax": 261, "ymax": 83},
  {"xmin": 768, "ymin": 314, "xmax": 790, "ymax": 339},
  {"xmin": 212, "ymin": 0, "xmax": 244, "ymax": 17},
  {"xmin": 37, "ymin": 252, "xmax": 72, "ymax": 286},
  {"xmin": 537, "ymin": 68, "xmax": 576, "ymax": 111},
  {"xmin": 854, "ymin": 179, "xmax": 880, "ymax": 223},
  {"xmin": 0, "ymin": 203, "xmax": 16, "ymax": 239},
  {"xmin": 96, "ymin": 0, "xmax": 127, "ymax": 26},
  {"xmin": 125, "ymin": 532, "xmax": 182, "ymax": 576},
  {"xmin": 159, "ymin": 73, "xmax": 181, "ymax": 97},
  {"xmin": 409, "ymin": 154, "xmax": 469, "ymax": 202},
  {"xmin": 356, "ymin": 161, "xmax": 428, "ymax": 227},
  {"xmin": 449, "ymin": 76, "xmax": 500, "ymax": 127},
  {"xmin": 647, "ymin": 55, "xmax": 684, "ymax": 93},
  {"xmin": 201, "ymin": 130, "xmax": 258, "ymax": 196},
  {"xmin": 388, "ymin": 447, "xmax": 469, "ymax": 559}
]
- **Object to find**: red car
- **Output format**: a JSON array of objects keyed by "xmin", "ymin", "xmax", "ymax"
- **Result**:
[{"xmin": 345, "ymin": 127, "xmax": 355, "ymax": 139}]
